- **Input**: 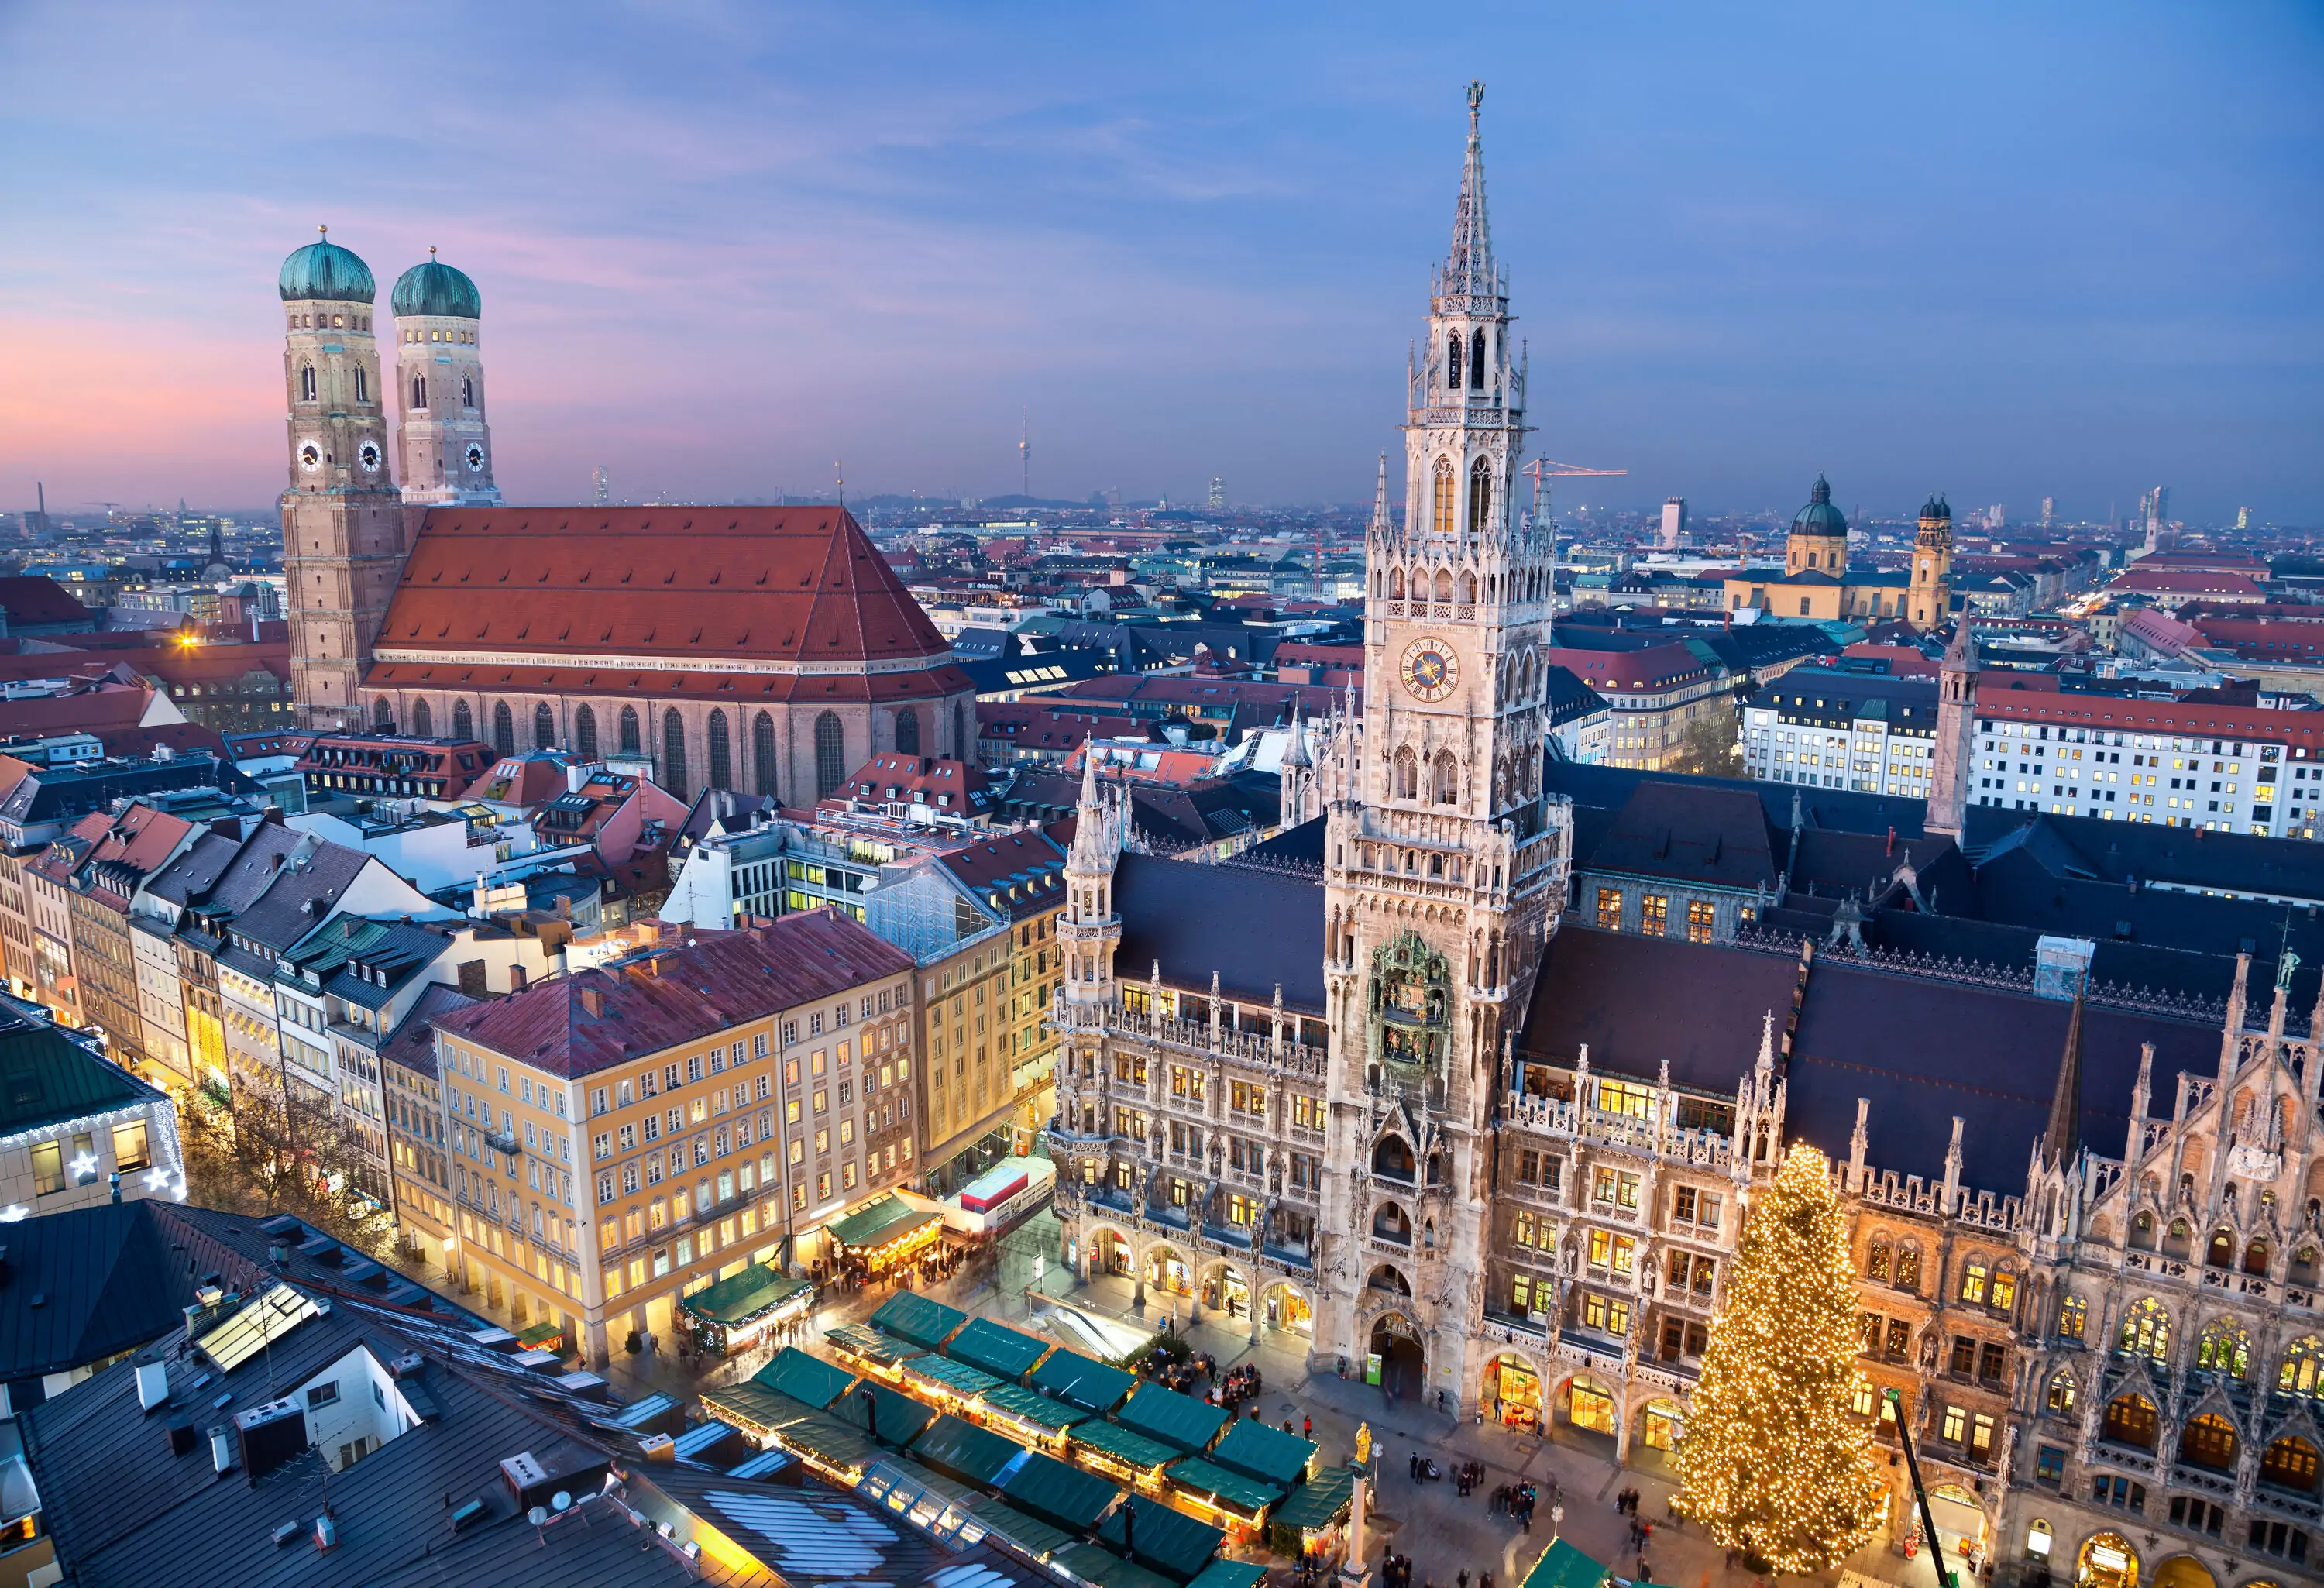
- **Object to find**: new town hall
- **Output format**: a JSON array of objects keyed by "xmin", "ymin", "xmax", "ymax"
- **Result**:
[{"xmin": 1044, "ymin": 89, "xmax": 2324, "ymax": 1588}]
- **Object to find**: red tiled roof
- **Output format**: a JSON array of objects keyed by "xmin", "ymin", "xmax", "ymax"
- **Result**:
[
  {"xmin": 1543, "ymin": 642, "xmax": 1722, "ymax": 694},
  {"xmin": 1975, "ymin": 676, "xmax": 2324, "ymax": 747},
  {"xmin": 374, "ymin": 505, "xmax": 957, "ymax": 671},
  {"xmin": 2109, "ymin": 568, "xmax": 2264, "ymax": 596},
  {"xmin": 820, "ymin": 753, "xmax": 992, "ymax": 815},
  {"xmin": 432, "ymin": 909, "xmax": 913, "ymax": 1078},
  {"xmin": 0, "ymin": 576, "xmax": 97, "ymax": 626}
]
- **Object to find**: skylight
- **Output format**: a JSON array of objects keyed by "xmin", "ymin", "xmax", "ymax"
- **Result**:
[{"xmin": 196, "ymin": 1283, "xmax": 321, "ymax": 1373}]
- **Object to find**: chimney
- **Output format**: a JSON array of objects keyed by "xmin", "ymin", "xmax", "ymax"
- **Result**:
[
  {"xmin": 135, "ymin": 1359, "xmax": 170, "ymax": 1412},
  {"xmin": 509, "ymin": 964, "xmax": 528, "ymax": 993},
  {"xmin": 579, "ymin": 985, "xmax": 603, "ymax": 1018}
]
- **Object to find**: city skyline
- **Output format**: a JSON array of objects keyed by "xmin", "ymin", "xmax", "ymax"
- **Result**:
[{"xmin": 2, "ymin": 4, "xmax": 2319, "ymax": 521}]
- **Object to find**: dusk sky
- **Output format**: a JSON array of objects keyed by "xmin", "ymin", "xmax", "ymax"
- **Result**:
[{"xmin": 2, "ymin": 3, "xmax": 2319, "ymax": 523}]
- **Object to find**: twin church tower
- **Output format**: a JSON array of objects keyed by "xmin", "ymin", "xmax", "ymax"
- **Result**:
[{"xmin": 276, "ymin": 232, "xmax": 500, "ymax": 727}]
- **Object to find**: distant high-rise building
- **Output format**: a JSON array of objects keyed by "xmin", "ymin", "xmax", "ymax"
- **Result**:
[
  {"xmin": 591, "ymin": 466, "xmax": 610, "ymax": 506},
  {"xmin": 2236, "ymin": 505, "xmax": 2252, "ymax": 532},
  {"xmin": 1208, "ymin": 476, "xmax": 1226, "ymax": 513},
  {"xmin": 2141, "ymin": 485, "xmax": 2171, "ymax": 553},
  {"xmin": 1659, "ymin": 496, "xmax": 1686, "ymax": 548},
  {"xmin": 2040, "ymin": 496, "xmax": 2056, "ymax": 528}
]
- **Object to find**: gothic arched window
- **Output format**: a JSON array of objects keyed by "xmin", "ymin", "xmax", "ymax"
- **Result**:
[
  {"xmin": 1470, "ymin": 327, "xmax": 1487, "ymax": 390},
  {"xmin": 411, "ymin": 697, "xmax": 432, "ymax": 737},
  {"xmin": 2044, "ymin": 1369, "xmax": 2075, "ymax": 1414},
  {"xmin": 2284, "ymin": 1336, "xmax": 2324, "ymax": 1397},
  {"xmin": 1432, "ymin": 458, "xmax": 1456, "ymax": 537},
  {"xmin": 2101, "ymin": 1393, "xmax": 2157, "ymax": 1449},
  {"xmin": 1393, "ymin": 747, "xmax": 1418, "ymax": 801},
  {"xmin": 1434, "ymin": 751, "xmax": 1459, "ymax": 806},
  {"xmin": 452, "ymin": 699, "xmax": 473, "ymax": 741},
  {"xmin": 532, "ymin": 703, "xmax": 555, "ymax": 750},
  {"xmin": 298, "ymin": 364, "xmax": 315, "ymax": 403},
  {"xmin": 2196, "ymin": 1318, "xmax": 2250, "ymax": 1378},
  {"xmin": 373, "ymin": 696, "xmax": 394, "ymax": 730},
  {"xmin": 618, "ymin": 706, "xmax": 641, "ymax": 757},
  {"xmin": 662, "ymin": 709, "xmax": 689, "ymax": 802},
  {"xmin": 411, "ymin": 375, "xmax": 428, "ymax": 411},
  {"xmin": 574, "ymin": 704, "xmax": 598, "ymax": 761},
  {"xmin": 354, "ymin": 366, "xmax": 367, "ymax": 404},
  {"xmin": 461, "ymin": 376, "xmax": 474, "ymax": 408},
  {"xmin": 1457, "ymin": 569, "xmax": 1476, "ymax": 604},
  {"xmin": 2263, "ymin": 1435, "xmax": 2321, "ymax": 1494},
  {"xmin": 2179, "ymin": 1412, "xmax": 2237, "ymax": 1472},
  {"xmin": 706, "ymin": 709, "xmax": 732, "ymax": 791},
  {"xmin": 2119, "ymin": 1297, "xmax": 2170, "ymax": 1359},
  {"xmin": 895, "ymin": 706, "xmax": 920, "ymax": 755},
  {"xmin": 491, "ymin": 701, "xmax": 514, "ymax": 756},
  {"xmin": 1469, "ymin": 455, "xmax": 1494, "ymax": 538},
  {"xmin": 814, "ymin": 711, "xmax": 847, "ymax": 799},
  {"xmin": 1446, "ymin": 332, "xmax": 1463, "ymax": 392},
  {"xmin": 752, "ymin": 710, "xmax": 778, "ymax": 797},
  {"xmin": 1389, "ymin": 567, "xmax": 1405, "ymax": 600},
  {"xmin": 1435, "ymin": 569, "xmax": 1452, "ymax": 602}
]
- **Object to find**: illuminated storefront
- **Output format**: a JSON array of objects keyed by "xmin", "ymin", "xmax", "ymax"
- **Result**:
[
  {"xmin": 1564, "ymin": 1373, "xmax": 1616, "ymax": 1436},
  {"xmin": 2075, "ymin": 1531, "xmax": 2138, "ymax": 1588},
  {"xmin": 1483, "ymin": 1355, "xmax": 1542, "ymax": 1428}
]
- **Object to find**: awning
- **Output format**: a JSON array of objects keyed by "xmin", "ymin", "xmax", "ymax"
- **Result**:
[
  {"xmin": 1518, "ymin": 1539, "xmax": 1610, "ymax": 1588},
  {"xmin": 700, "ymin": 1382, "xmax": 821, "ymax": 1442},
  {"xmin": 1269, "ymin": 1464, "xmax": 1353, "ymax": 1535},
  {"xmin": 678, "ymin": 1262, "xmax": 812, "ymax": 1328},
  {"xmin": 1054, "ymin": 1542, "xmax": 1182, "ymax": 1588},
  {"xmin": 949, "ymin": 1316, "xmax": 1056, "ymax": 1381},
  {"xmin": 1070, "ymin": 1418, "xmax": 1182, "ymax": 1473},
  {"xmin": 768, "ymin": 1410, "xmax": 884, "ymax": 1475},
  {"xmin": 901, "ymin": 1353, "xmax": 1003, "ymax": 1400},
  {"xmin": 826, "ymin": 1322, "xmax": 921, "ymax": 1367},
  {"xmin": 996, "ymin": 1447, "xmax": 1124, "ymax": 1531},
  {"xmin": 829, "ymin": 1191, "xmax": 940, "ymax": 1252},
  {"xmin": 832, "ymin": 1380, "xmax": 939, "ymax": 1449},
  {"xmin": 871, "ymin": 1290, "xmax": 970, "ymax": 1351},
  {"xmin": 1030, "ymin": 1347, "xmax": 1136, "ymax": 1413},
  {"xmin": 1210, "ymin": 1418, "xmax": 1315, "ymax": 1487},
  {"xmin": 1187, "ymin": 1561, "xmax": 1270, "ymax": 1588},
  {"xmin": 1096, "ymin": 1492, "xmax": 1225, "ymax": 1580},
  {"xmin": 985, "ymin": 1381, "xmax": 1090, "ymax": 1435},
  {"xmin": 1162, "ymin": 1456, "xmax": 1281, "ymax": 1518},
  {"xmin": 752, "ymin": 1346, "xmax": 857, "ymax": 1410},
  {"xmin": 1117, "ymin": 1383, "xmax": 1229, "ymax": 1456},
  {"xmin": 908, "ymin": 1412, "xmax": 1026, "ymax": 1487},
  {"xmin": 969, "ymin": 1495, "xmax": 1081, "ymax": 1559}
]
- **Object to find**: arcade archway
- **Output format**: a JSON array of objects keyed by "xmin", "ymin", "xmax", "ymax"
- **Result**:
[
  {"xmin": 1559, "ymin": 1372, "xmax": 1618, "ymax": 1452},
  {"xmin": 1367, "ymin": 1312, "xmax": 1425, "ymax": 1400},
  {"xmin": 2076, "ymin": 1531, "xmax": 2138, "ymax": 1588},
  {"xmin": 1259, "ymin": 1280, "xmax": 1312, "ymax": 1335},
  {"xmin": 1481, "ymin": 1353, "xmax": 1543, "ymax": 1431}
]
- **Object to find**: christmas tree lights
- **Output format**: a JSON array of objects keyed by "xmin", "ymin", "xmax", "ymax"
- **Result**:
[{"xmin": 1673, "ymin": 1143, "xmax": 1882, "ymax": 1575}]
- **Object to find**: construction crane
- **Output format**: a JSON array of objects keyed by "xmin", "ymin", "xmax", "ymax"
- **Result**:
[{"xmin": 1523, "ymin": 459, "xmax": 1626, "ymax": 482}]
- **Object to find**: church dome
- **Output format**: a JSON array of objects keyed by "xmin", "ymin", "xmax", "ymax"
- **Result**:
[
  {"xmin": 1791, "ymin": 474, "xmax": 1848, "ymax": 538},
  {"xmin": 391, "ymin": 253, "xmax": 482, "ymax": 319},
  {"xmin": 278, "ymin": 233, "xmax": 375, "ymax": 303},
  {"xmin": 1920, "ymin": 493, "xmax": 1951, "ymax": 522}
]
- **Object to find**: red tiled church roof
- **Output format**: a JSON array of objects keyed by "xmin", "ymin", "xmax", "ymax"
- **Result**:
[{"xmin": 372, "ymin": 505, "xmax": 960, "ymax": 674}]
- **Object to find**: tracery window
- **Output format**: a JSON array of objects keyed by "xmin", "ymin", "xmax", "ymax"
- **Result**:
[
  {"xmin": 574, "ymin": 705, "xmax": 597, "ymax": 761},
  {"xmin": 618, "ymin": 706, "xmax": 641, "ymax": 756},
  {"xmin": 2195, "ymin": 1318, "xmax": 2250, "ymax": 1378},
  {"xmin": 2119, "ymin": 1297, "xmax": 2169, "ymax": 1360},
  {"xmin": 1432, "ymin": 458, "xmax": 1456, "ymax": 537},
  {"xmin": 1469, "ymin": 455, "xmax": 1493, "ymax": 538},
  {"xmin": 706, "ymin": 709, "xmax": 732, "ymax": 791}
]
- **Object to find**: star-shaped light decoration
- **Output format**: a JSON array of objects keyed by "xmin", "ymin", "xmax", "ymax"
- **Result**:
[{"xmin": 69, "ymin": 1152, "xmax": 98, "ymax": 1181}]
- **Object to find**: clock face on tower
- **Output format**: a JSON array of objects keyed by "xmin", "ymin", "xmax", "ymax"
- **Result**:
[
  {"xmin": 356, "ymin": 440, "xmax": 382, "ymax": 473},
  {"xmin": 1400, "ymin": 635, "xmax": 1459, "ymax": 703},
  {"xmin": 464, "ymin": 442, "xmax": 485, "ymax": 472},
  {"xmin": 297, "ymin": 441, "xmax": 322, "ymax": 473}
]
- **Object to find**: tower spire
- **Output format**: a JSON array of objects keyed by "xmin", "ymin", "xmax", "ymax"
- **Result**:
[
  {"xmin": 1443, "ymin": 81, "xmax": 1496, "ymax": 298},
  {"xmin": 2041, "ymin": 981, "xmax": 2086, "ymax": 1167},
  {"xmin": 1370, "ymin": 453, "xmax": 1393, "ymax": 537}
]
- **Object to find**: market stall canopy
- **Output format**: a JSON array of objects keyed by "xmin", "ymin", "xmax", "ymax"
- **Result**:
[
  {"xmin": 700, "ymin": 1381, "xmax": 822, "ymax": 1443},
  {"xmin": 1117, "ymin": 1383, "xmax": 1229, "ymax": 1456},
  {"xmin": 909, "ymin": 1412, "xmax": 1026, "ymax": 1488},
  {"xmin": 1268, "ymin": 1464, "xmax": 1353, "ymax": 1535},
  {"xmin": 984, "ymin": 1381, "xmax": 1088, "ymax": 1435},
  {"xmin": 679, "ymin": 1262, "xmax": 811, "ymax": 1328},
  {"xmin": 1210, "ymin": 1418, "xmax": 1316, "ymax": 1487},
  {"xmin": 827, "ymin": 1321, "xmax": 920, "ymax": 1367},
  {"xmin": 1187, "ymin": 1561, "xmax": 1270, "ymax": 1588},
  {"xmin": 1053, "ymin": 1542, "xmax": 1181, "ymax": 1588},
  {"xmin": 969, "ymin": 1495, "xmax": 1081, "ymax": 1559},
  {"xmin": 755, "ymin": 1346, "xmax": 858, "ymax": 1409},
  {"xmin": 1071, "ymin": 1418, "xmax": 1182, "ymax": 1473},
  {"xmin": 1162, "ymin": 1456, "xmax": 1283, "ymax": 1518},
  {"xmin": 834, "ymin": 1379, "xmax": 940, "ymax": 1449},
  {"xmin": 870, "ymin": 1289, "xmax": 969, "ymax": 1351},
  {"xmin": 948, "ymin": 1317, "xmax": 1055, "ymax": 1381},
  {"xmin": 832, "ymin": 1191, "xmax": 943, "ymax": 1253},
  {"xmin": 1029, "ymin": 1346, "xmax": 1135, "ymax": 1413},
  {"xmin": 995, "ymin": 1447, "xmax": 1123, "ymax": 1531},
  {"xmin": 1519, "ymin": 1539, "xmax": 1610, "ymax": 1588},
  {"xmin": 1096, "ymin": 1492, "xmax": 1225, "ymax": 1582},
  {"xmin": 902, "ymin": 1353, "xmax": 1003, "ymax": 1400}
]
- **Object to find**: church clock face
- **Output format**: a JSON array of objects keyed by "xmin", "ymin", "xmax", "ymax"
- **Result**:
[
  {"xmin": 464, "ymin": 442, "xmax": 485, "ymax": 472},
  {"xmin": 1400, "ymin": 635, "xmax": 1459, "ymax": 703},
  {"xmin": 356, "ymin": 440, "xmax": 383, "ymax": 473},
  {"xmin": 297, "ymin": 440, "xmax": 322, "ymax": 473}
]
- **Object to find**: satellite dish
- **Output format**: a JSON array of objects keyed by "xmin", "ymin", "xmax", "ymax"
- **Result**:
[
  {"xmin": 528, "ymin": 1506, "xmax": 548, "ymax": 1528},
  {"xmin": 552, "ymin": 1491, "xmax": 572, "ymax": 1513}
]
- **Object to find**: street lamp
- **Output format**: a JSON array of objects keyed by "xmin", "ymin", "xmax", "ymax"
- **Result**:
[{"xmin": 1549, "ymin": 1502, "xmax": 1564, "ymax": 1543}]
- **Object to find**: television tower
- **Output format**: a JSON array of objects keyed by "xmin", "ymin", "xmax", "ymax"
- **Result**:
[{"xmin": 1019, "ymin": 411, "xmax": 1030, "ymax": 500}]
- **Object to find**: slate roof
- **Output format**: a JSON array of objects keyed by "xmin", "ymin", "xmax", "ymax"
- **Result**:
[
  {"xmin": 0, "ymin": 1201, "xmax": 253, "ymax": 1385},
  {"xmin": 0, "ymin": 1003, "xmax": 161, "ymax": 1137},
  {"xmin": 378, "ymin": 982, "xmax": 479, "ymax": 1081},
  {"xmin": 434, "ymin": 911, "xmax": 910, "ymax": 1079},
  {"xmin": 1584, "ymin": 781, "xmax": 1781, "ymax": 892},
  {"xmin": 1113, "ymin": 854, "xmax": 1325, "ymax": 1012}
]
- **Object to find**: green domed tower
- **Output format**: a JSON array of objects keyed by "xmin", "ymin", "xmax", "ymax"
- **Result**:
[
  {"xmin": 1783, "ymin": 473, "xmax": 1850, "ymax": 579},
  {"xmin": 390, "ymin": 249, "xmax": 500, "ymax": 507},
  {"xmin": 279, "ymin": 227, "xmax": 407, "ymax": 731}
]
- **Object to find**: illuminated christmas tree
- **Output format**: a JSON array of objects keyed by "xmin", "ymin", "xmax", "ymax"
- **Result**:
[{"xmin": 1674, "ymin": 1142, "xmax": 1882, "ymax": 1575}]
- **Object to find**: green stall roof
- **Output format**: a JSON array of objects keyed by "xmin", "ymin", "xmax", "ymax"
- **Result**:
[
  {"xmin": 900, "ymin": 1353, "xmax": 1003, "ymax": 1399},
  {"xmin": 769, "ymin": 1411, "xmax": 884, "ymax": 1473},
  {"xmin": 870, "ymin": 1290, "xmax": 970, "ymax": 1351},
  {"xmin": 827, "ymin": 1322, "xmax": 920, "ymax": 1366},
  {"xmin": 1070, "ymin": 1418, "xmax": 1182, "ymax": 1473},
  {"xmin": 1163, "ymin": 1456, "xmax": 1282, "ymax": 1518},
  {"xmin": 700, "ymin": 1381, "xmax": 819, "ymax": 1441},
  {"xmin": 828, "ymin": 1191, "xmax": 940, "ymax": 1251},
  {"xmin": 1518, "ymin": 1540, "xmax": 1610, "ymax": 1588},
  {"xmin": 948, "ymin": 1316, "xmax": 1054, "ymax": 1381},
  {"xmin": 1209, "ymin": 1418, "xmax": 1316, "ymax": 1487},
  {"xmin": 831, "ymin": 1379, "xmax": 940, "ymax": 1449},
  {"xmin": 1186, "ymin": 1561, "xmax": 1269, "ymax": 1588},
  {"xmin": 1116, "ymin": 1383, "xmax": 1229, "ymax": 1456},
  {"xmin": 984, "ymin": 1381, "xmax": 1088, "ymax": 1434},
  {"xmin": 679, "ymin": 1261, "xmax": 812, "ymax": 1325},
  {"xmin": 1268, "ymin": 1463, "xmax": 1353, "ymax": 1534},
  {"xmin": 752, "ymin": 1346, "xmax": 857, "ymax": 1409},
  {"xmin": 1029, "ymin": 1346, "xmax": 1135, "ymax": 1413},
  {"xmin": 996, "ymin": 1447, "xmax": 1123, "ymax": 1531},
  {"xmin": 909, "ymin": 1412, "xmax": 1026, "ymax": 1487},
  {"xmin": 1095, "ymin": 1493, "xmax": 1225, "ymax": 1582},
  {"xmin": 1054, "ymin": 1542, "xmax": 1183, "ymax": 1588},
  {"xmin": 968, "ymin": 1495, "xmax": 1081, "ymax": 1559}
]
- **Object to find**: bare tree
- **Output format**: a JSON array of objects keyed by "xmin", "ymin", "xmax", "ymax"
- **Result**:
[
  {"xmin": 178, "ymin": 1081, "xmax": 397, "ymax": 1259},
  {"xmin": 1666, "ymin": 708, "xmax": 1745, "ymax": 779}
]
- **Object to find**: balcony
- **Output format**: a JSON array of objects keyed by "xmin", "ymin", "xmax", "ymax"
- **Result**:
[{"xmin": 1052, "ymin": 999, "xmax": 1327, "ymax": 1078}]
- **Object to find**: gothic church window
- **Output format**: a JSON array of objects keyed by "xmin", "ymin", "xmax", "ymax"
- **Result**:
[
  {"xmin": 355, "ymin": 366, "xmax": 366, "ymax": 404},
  {"xmin": 1432, "ymin": 458, "xmax": 1456, "ymax": 537},
  {"xmin": 895, "ymin": 706, "xmax": 920, "ymax": 754},
  {"xmin": 706, "ymin": 709, "xmax": 732, "ymax": 791},
  {"xmin": 2262, "ymin": 1435, "xmax": 2321, "ymax": 1493},
  {"xmin": 412, "ymin": 698, "xmax": 432, "ymax": 737},
  {"xmin": 1390, "ymin": 568, "xmax": 1404, "ymax": 600},
  {"xmin": 1435, "ymin": 569, "xmax": 1452, "ymax": 601},
  {"xmin": 574, "ymin": 705, "xmax": 597, "ymax": 761},
  {"xmin": 1446, "ymin": 332, "xmax": 1462, "ymax": 391},
  {"xmin": 452, "ymin": 699, "xmax": 473, "ymax": 740},
  {"xmin": 1433, "ymin": 751, "xmax": 1459, "ymax": 805},
  {"xmin": 662, "ymin": 710, "xmax": 689, "ymax": 802},
  {"xmin": 2195, "ymin": 1319, "xmax": 2250, "ymax": 1378},
  {"xmin": 618, "ymin": 706, "xmax": 641, "ymax": 757},
  {"xmin": 411, "ymin": 375, "xmax": 428, "ymax": 411},
  {"xmin": 299, "ymin": 364, "xmax": 315, "ymax": 402},
  {"xmin": 1469, "ymin": 456, "xmax": 1493, "ymax": 538},
  {"xmin": 491, "ymin": 701, "xmax": 514, "ymax": 757},
  {"xmin": 373, "ymin": 696, "xmax": 393, "ymax": 730},
  {"xmin": 1470, "ymin": 327, "xmax": 1486, "ymax": 389},
  {"xmin": 1393, "ymin": 747, "xmax": 1418, "ymax": 800},
  {"xmin": 2284, "ymin": 1336, "xmax": 2324, "ymax": 1397},
  {"xmin": 2179, "ymin": 1412, "xmax": 2237, "ymax": 1472},
  {"xmin": 814, "ymin": 711, "xmax": 847, "ymax": 800},
  {"xmin": 532, "ymin": 703, "xmax": 555, "ymax": 750},
  {"xmin": 462, "ymin": 376, "xmax": 474, "ymax": 408},
  {"xmin": 752, "ymin": 710, "xmax": 778, "ymax": 796},
  {"xmin": 2119, "ymin": 1297, "xmax": 2170, "ymax": 1359}
]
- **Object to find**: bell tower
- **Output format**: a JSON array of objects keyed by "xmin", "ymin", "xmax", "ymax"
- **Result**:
[
  {"xmin": 279, "ymin": 229, "xmax": 407, "ymax": 731},
  {"xmin": 391, "ymin": 249, "xmax": 500, "ymax": 507},
  {"xmin": 1907, "ymin": 493, "xmax": 1953, "ymax": 631},
  {"xmin": 1313, "ymin": 83, "xmax": 1568, "ymax": 1402}
]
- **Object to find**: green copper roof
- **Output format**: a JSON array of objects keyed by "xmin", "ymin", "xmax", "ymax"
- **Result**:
[
  {"xmin": 278, "ymin": 235, "xmax": 375, "ymax": 303},
  {"xmin": 1791, "ymin": 473, "xmax": 1848, "ymax": 538},
  {"xmin": 391, "ymin": 254, "xmax": 482, "ymax": 318}
]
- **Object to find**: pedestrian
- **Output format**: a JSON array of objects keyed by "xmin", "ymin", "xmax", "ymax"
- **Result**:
[
  {"xmin": 1303, "ymin": 1415, "xmax": 1312, "ymax": 1440},
  {"xmin": 1457, "ymin": 1570, "xmax": 1468, "ymax": 1588}
]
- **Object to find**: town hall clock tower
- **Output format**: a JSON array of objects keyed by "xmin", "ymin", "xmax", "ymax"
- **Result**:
[{"xmin": 1312, "ymin": 83, "xmax": 1569, "ymax": 1402}]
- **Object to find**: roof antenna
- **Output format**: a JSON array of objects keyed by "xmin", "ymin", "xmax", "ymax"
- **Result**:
[{"xmin": 835, "ymin": 461, "xmax": 845, "ymax": 509}]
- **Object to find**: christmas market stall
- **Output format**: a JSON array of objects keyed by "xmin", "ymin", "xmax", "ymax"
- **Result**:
[
  {"xmin": 828, "ymin": 1191, "xmax": 945, "ymax": 1280},
  {"xmin": 676, "ymin": 1261, "xmax": 812, "ymax": 1356},
  {"xmin": 1266, "ymin": 1463, "xmax": 1354, "ymax": 1559}
]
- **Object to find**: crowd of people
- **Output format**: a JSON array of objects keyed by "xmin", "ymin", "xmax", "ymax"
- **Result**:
[{"xmin": 1214, "ymin": 1362, "xmax": 1263, "ymax": 1409}]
